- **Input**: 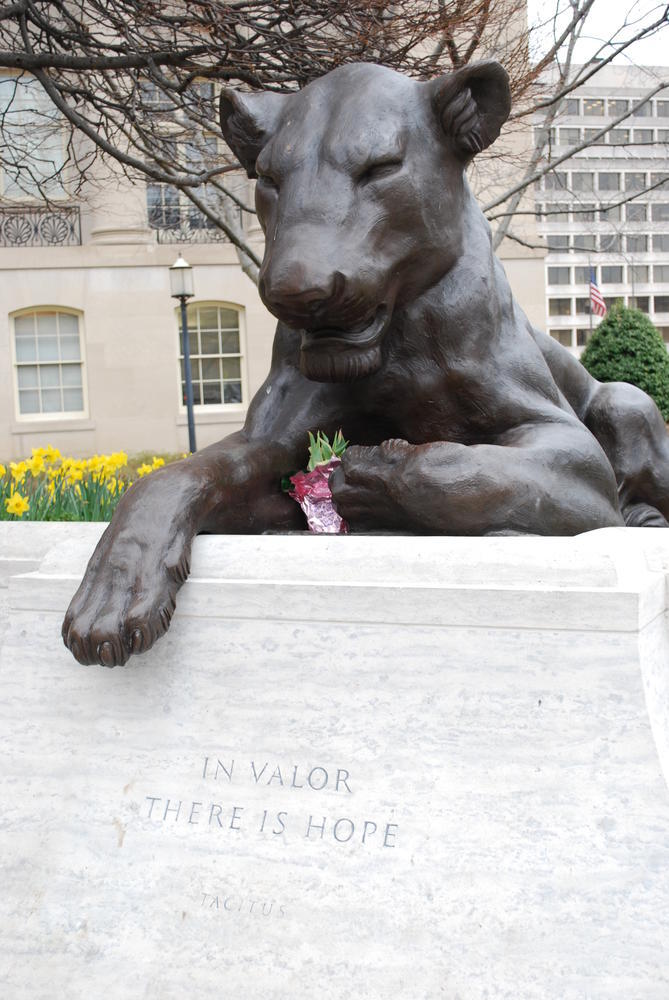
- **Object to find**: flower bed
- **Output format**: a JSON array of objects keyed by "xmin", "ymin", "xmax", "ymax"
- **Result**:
[{"xmin": 0, "ymin": 447, "xmax": 175, "ymax": 521}]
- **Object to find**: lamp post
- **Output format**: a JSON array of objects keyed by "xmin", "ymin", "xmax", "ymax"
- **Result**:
[{"xmin": 170, "ymin": 254, "xmax": 196, "ymax": 454}]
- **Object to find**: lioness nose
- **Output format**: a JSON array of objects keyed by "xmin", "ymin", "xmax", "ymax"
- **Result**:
[{"xmin": 261, "ymin": 265, "xmax": 344, "ymax": 314}]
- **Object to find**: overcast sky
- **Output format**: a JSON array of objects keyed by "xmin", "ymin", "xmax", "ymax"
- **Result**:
[{"xmin": 526, "ymin": 0, "xmax": 669, "ymax": 67}]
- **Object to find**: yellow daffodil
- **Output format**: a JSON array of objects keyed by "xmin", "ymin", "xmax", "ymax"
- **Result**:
[
  {"xmin": 10, "ymin": 460, "xmax": 27, "ymax": 483},
  {"xmin": 0, "ymin": 463, "xmax": 6, "ymax": 478},
  {"xmin": 26, "ymin": 454, "xmax": 45, "ymax": 477},
  {"xmin": 42, "ymin": 445, "xmax": 61, "ymax": 464},
  {"xmin": 151, "ymin": 456, "xmax": 165, "ymax": 470},
  {"xmin": 5, "ymin": 492, "xmax": 29, "ymax": 517},
  {"xmin": 137, "ymin": 463, "xmax": 153, "ymax": 477}
]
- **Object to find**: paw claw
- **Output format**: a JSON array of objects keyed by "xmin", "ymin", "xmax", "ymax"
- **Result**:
[
  {"xmin": 97, "ymin": 641, "xmax": 117, "ymax": 668},
  {"xmin": 131, "ymin": 628, "xmax": 145, "ymax": 654}
]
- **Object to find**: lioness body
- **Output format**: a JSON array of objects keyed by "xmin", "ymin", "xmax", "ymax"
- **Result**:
[{"xmin": 63, "ymin": 61, "xmax": 669, "ymax": 666}]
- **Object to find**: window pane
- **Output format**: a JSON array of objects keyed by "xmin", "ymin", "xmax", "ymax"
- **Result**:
[
  {"xmin": 546, "ymin": 235, "xmax": 569, "ymax": 251},
  {"xmin": 658, "ymin": 101, "xmax": 669, "ymax": 117},
  {"xmin": 198, "ymin": 307, "xmax": 219, "ymax": 330},
  {"xmin": 584, "ymin": 128, "xmax": 600, "ymax": 141},
  {"xmin": 37, "ymin": 335, "xmax": 59, "ymax": 361},
  {"xmin": 575, "ymin": 298, "xmax": 590, "ymax": 314},
  {"xmin": 17, "ymin": 365, "xmax": 38, "ymax": 388},
  {"xmin": 608, "ymin": 129, "xmax": 629, "ymax": 144},
  {"xmin": 59, "ymin": 334, "xmax": 80, "ymax": 360},
  {"xmin": 549, "ymin": 330, "xmax": 572, "ymax": 347},
  {"xmin": 18, "ymin": 389, "xmax": 40, "ymax": 413},
  {"xmin": 626, "ymin": 172, "xmax": 646, "ymax": 191},
  {"xmin": 202, "ymin": 382, "xmax": 222, "ymax": 404},
  {"xmin": 574, "ymin": 267, "xmax": 591, "ymax": 284},
  {"xmin": 58, "ymin": 313, "xmax": 78, "ymax": 336},
  {"xmin": 654, "ymin": 265, "xmax": 669, "ymax": 282},
  {"xmin": 549, "ymin": 299, "xmax": 571, "ymax": 316},
  {"xmin": 63, "ymin": 387, "xmax": 83, "ymax": 411},
  {"xmin": 584, "ymin": 98, "xmax": 604, "ymax": 116},
  {"xmin": 628, "ymin": 265, "xmax": 649, "ymax": 283},
  {"xmin": 41, "ymin": 388, "xmax": 61, "ymax": 412},
  {"xmin": 219, "ymin": 308, "xmax": 239, "ymax": 329},
  {"xmin": 626, "ymin": 203, "xmax": 647, "ymax": 221},
  {"xmin": 61, "ymin": 364, "xmax": 82, "ymax": 387},
  {"xmin": 574, "ymin": 234, "xmax": 596, "ymax": 250},
  {"xmin": 659, "ymin": 327, "xmax": 669, "ymax": 343},
  {"xmin": 564, "ymin": 98, "xmax": 579, "ymax": 115},
  {"xmin": 654, "ymin": 296, "xmax": 669, "ymax": 312},
  {"xmin": 654, "ymin": 235, "xmax": 669, "ymax": 251},
  {"xmin": 598, "ymin": 173, "xmax": 620, "ymax": 191},
  {"xmin": 222, "ymin": 357, "xmax": 241, "ymax": 380},
  {"xmin": 626, "ymin": 235, "xmax": 648, "ymax": 252},
  {"xmin": 629, "ymin": 296, "xmax": 649, "ymax": 312},
  {"xmin": 14, "ymin": 314, "xmax": 34, "ymax": 336},
  {"xmin": 572, "ymin": 203, "xmax": 595, "ymax": 221},
  {"xmin": 633, "ymin": 129, "xmax": 653, "ymax": 143},
  {"xmin": 608, "ymin": 99, "xmax": 629, "ymax": 116},
  {"xmin": 631, "ymin": 100, "xmax": 651, "ymax": 118},
  {"xmin": 201, "ymin": 357, "xmax": 220, "ymax": 380},
  {"xmin": 559, "ymin": 128, "xmax": 580, "ymax": 145},
  {"xmin": 200, "ymin": 329, "xmax": 220, "ymax": 355},
  {"xmin": 547, "ymin": 267, "xmax": 570, "ymax": 285},
  {"xmin": 601, "ymin": 266, "xmax": 623, "ymax": 283},
  {"xmin": 652, "ymin": 203, "xmax": 669, "ymax": 221},
  {"xmin": 223, "ymin": 382, "xmax": 242, "ymax": 403},
  {"xmin": 15, "ymin": 332, "xmax": 36, "ymax": 362},
  {"xmin": 572, "ymin": 172, "xmax": 594, "ymax": 192},
  {"xmin": 600, "ymin": 234, "xmax": 622, "ymax": 252},
  {"xmin": 651, "ymin": 172, "xmax": 669, "ymax": 188},
  {"xmin": 36, "ymin": 313, "xmax": 57, "ymax": 337},
  {"xmin": 40, "ymin": 365, "xmax": 60, "ymax": 388},
  {"xmin": 659, "ymin": 129, "xmax": 669, "ymax": 142},
  {"xmin": 576, "ymin": 329, "xmax": 590, "ymax": 347},
  {"xmin": 599, "ymin": 204, "xmax": 621, "ymax": 222},
  {"xmin": 221, "ymin": 330, "xmax": 240, "ymax": 353},
  {"xmin": 544, "ymin": 171, "xmax": 568, "ymax": 190}
]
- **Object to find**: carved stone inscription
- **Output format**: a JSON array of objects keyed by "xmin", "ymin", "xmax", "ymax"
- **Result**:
[{"xmin": 144, "ymin": 755, "xmax": 399, "ymax": 849}]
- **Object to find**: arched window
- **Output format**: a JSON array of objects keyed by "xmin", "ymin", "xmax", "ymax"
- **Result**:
[
  {"xmin": 12, "ymin": 308, "xmax": 86, "ymax": 418},
  {"xmin": 177, "ymin": 302, "xmax": 245, "ymax": 407}
]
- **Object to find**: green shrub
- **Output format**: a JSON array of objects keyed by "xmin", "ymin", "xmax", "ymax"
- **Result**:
[{"xmin": 580, "ymin": 303, "xmax": 669, "ymax": 420}]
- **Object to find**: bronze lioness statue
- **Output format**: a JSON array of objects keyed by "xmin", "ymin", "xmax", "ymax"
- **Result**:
[{"xmin": 63, "ymin": 60, "xmax": 669, "ymax": 667}]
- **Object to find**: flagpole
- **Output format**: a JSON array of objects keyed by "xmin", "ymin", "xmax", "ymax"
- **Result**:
[{"xmin": 589, "ymin": 256, "xmax": 593, "ymax": 340}]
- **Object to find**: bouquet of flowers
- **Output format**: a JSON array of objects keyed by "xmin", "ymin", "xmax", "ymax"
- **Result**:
[{"xmin": 285, "ymin": 430, "xmax": 348, "ymax": 534}]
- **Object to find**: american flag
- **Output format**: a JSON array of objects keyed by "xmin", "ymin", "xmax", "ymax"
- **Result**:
[{"xmin": 590, "ymin": 268, "xmax": 607, "ymax": 317}]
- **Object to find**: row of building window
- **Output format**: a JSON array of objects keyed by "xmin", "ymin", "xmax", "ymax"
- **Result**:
[
  {"xmin": 560, "ymin": 96, "xmax": 666, "ymax": 118},
  {"xmin": 547, "ymin": 264, "xmax": 669, "ymax": 285},
  {"xmin": 548, "ymin": 295, "xmax": 669, "ymax": 316},
  {"xmin": 550, "ymin": 325, "xmax": 669, "ymax": 350},
  {"xmin": 536, "ymin": 201, "xmax": 658, "ymax": 223},
  {"xmin": 546, "ymin": 233, "xmax": 669, "ymax": 252},
  {"xmin": 11, "ymin": 304, "xmax": 245, "ymax": 420},
  {"xmin": 535, "ymin": 127, "xmax": 669, "ymax": 148},
  {"xmin": 540, "ymin": 170, "xmax": 669, "ymax": 193}
]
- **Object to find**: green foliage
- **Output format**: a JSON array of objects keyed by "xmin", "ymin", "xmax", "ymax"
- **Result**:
[
  {"xmin": 580, "ymin": 303, "xmax": 669, "ymax": 420},
  {"xmin": 306, "ymin": 429, "xmax": 348, "ymax": 471}
]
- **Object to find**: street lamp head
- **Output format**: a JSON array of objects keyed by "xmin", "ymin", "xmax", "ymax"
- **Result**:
[{"xmin": 169, "ymin": 254, "xmax": 194, "ymax": 299}]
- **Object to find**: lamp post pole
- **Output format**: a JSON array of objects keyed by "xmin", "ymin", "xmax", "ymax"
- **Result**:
[{"xmin": 170, "ymin": 255, "xmax": 196, "ymax": 454}]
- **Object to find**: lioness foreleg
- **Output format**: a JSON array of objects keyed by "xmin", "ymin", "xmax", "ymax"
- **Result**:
[{"xmin": 330, "ymin": 422, "xmax": 624, "ymax": 535}]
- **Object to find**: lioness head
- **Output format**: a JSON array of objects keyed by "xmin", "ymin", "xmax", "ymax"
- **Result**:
[{"xmin": 221, "ymin": 61, "xmax": 511, "ymax": 382}]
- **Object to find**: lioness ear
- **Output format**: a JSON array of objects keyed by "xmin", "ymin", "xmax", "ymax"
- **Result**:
[
  {"xmin": 220, "ymin": 88, "xmax": 287, "ymax": 178},
  {"xmin": 431, "ymin": 60, "xmax": 511, "ymax": 159}
]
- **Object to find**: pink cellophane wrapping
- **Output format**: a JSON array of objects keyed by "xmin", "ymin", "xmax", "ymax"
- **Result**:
[{"xmin": 289, "ymin": 458, "xmax": 348, "ymax": 534}]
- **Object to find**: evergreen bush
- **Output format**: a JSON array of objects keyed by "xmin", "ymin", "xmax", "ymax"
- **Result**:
[{"xmin": 580, "ymin": 303, "xmax": 669, "ymax": 420}]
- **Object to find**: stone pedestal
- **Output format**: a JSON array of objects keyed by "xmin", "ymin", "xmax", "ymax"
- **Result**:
[{"xmin": 1, "ymin": 524, "xmax": 668, "ymax": 999}]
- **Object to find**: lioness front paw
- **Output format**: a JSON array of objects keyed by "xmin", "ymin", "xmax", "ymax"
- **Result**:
[
  {"xmin": 330, "ymin": 441, "xmax": 413, "ymax": 529},
  {"xmin": 62, "ymin": 531, "xmax": 191, "ymax": 667}
]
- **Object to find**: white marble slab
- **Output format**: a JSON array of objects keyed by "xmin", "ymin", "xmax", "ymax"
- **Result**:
[{"xmin": 1, "ymin": 526, "xmax": 668, "ymax": 999}]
